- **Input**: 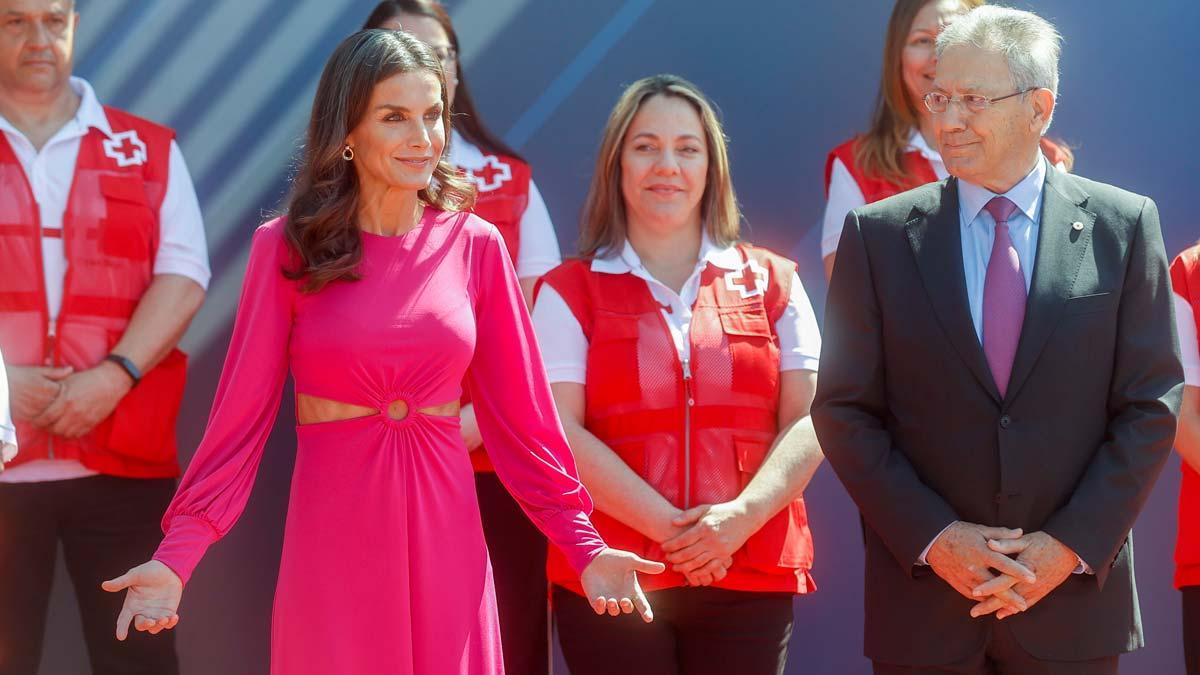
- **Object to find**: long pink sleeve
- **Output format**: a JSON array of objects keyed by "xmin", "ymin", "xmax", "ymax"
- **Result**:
[
  {"xmin": 153, "ymin": 220, "xmax": 294, "ymax": 585},
  {"xmin": 466, "ymin": 225, "xmax": 607, "ymax": 575}
]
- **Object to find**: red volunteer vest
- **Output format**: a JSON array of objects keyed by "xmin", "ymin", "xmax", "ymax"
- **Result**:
[
  {"xmin": 0, "ymin": 107, "xmax": 186, "ymax": 478},
  {"xmin": 824, "ymin": 136, "xmax": 1073, "ymax": 203},
  {"xmin": 539, "ymin": 245, "xmax": 816, "ymax": 595},
  {"xmin": 1171, "ymin": 245, "xmax": 1200, "ymax": 589},
  {"xmin": 460, "ymin": 153, "xmax": 533, "ymax": 473}
]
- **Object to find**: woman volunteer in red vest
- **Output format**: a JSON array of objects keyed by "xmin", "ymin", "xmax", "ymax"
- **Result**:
[
  {"xmin": 821, "ymin": 0, "xmax": 1073, "ymax": 281},
  {"xmin": 532, "ymin": 74, "xmax": 825, "ymax": 675},
  {"xmin": 1170, "ymin": 243, "xmax": 1200, "ymax": 675},
  {"xmin": 363, "ymin": 4, "xmax": 565, "ymax": 674}
]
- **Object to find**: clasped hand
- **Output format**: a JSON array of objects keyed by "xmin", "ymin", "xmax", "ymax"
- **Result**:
[
  {"xmin": 927, "ymin": 522, "xmax": 1078, "ymax": 621},
  {"xmin": 10, "ymin": 363, "xmax": 131, "ymax": 438},
  {"xmin": 660, "ymin": 500, "xmax": 759, "ymax": 587}
]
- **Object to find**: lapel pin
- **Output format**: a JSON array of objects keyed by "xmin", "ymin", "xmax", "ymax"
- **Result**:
[{"xmin": 1071, "ymin": 221, "xmax": 1084, "ymax": 231}]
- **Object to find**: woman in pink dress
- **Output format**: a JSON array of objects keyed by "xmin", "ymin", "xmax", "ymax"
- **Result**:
[{"xmin": 100, "ymin": 29, "xmax": 663, "ymax": 674}]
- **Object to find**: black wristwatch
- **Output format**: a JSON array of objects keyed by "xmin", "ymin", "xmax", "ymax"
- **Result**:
[{"xmin": 105, "ymin": 353, "xmax": 142, "ymax": 387}]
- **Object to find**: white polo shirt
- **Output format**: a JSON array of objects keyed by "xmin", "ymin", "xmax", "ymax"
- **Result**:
[
  {"xmin": 532, "ymin": 235, "xmax": 822, "ymax": 385},
  {"xmin": 0, "ymin": 77, "xmax": 210, "ymax": 483}
]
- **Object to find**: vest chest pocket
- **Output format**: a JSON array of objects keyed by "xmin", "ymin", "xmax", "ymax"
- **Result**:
[
  {"xmin": 587, "ymin": 311, "xmax": 645, "ymax": 403},
  {"xmin": 97, "ymin": 174, "xmax": 156, "ymax": 261},
  {"xmin": 716, "ymin": 305, "xmax": 779, "ymax": 395}
]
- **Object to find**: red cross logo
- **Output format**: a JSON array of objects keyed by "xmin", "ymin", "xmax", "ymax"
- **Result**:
[
  {"xmin": 723, "ymin": 260, "xmax": 768, "ymax": 299},
  {"xmin": 102, "ymin": 130, "xmax": 147, "ymax": 168},
  {"xmin": 467, "ymin": 155, "xmax": 512, "ymax": 192}
]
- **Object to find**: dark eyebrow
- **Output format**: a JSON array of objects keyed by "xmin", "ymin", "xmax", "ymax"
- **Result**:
[{"xmin": 374, "ymin": 102, "xmax": 442, "ymax": 113}]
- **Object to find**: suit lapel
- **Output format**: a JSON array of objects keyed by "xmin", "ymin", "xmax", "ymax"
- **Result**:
[
  {"xmin": 1004, "ymin": 167, "xmax": 1095, "ymax": 402},
  {"xmin": 906, "ymin": 179, "xmax": 1001, "ymax": 403}
]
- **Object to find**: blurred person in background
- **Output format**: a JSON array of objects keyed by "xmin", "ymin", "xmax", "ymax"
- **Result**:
[
  {"xmin": 1169, "ymin": 241, "xmax": 1200, "ymax": 675},
  {"xmin": 533, "ymin": 74, "xmax": 825, "ymax": 675},
  {"xmin": 820, "ymin": 0, "xmax": 1072, "ymax": 282},
  {"xmin": 0, "ymin": 0, "xmax": 208, "ymax": 673},
  {"xmin": 363, "ymin": 4, "xmax": 566, "ymax": 673}
]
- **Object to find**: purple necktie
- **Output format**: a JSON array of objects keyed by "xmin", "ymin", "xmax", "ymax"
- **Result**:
[{"xmin": 982, "ymin": 196, "xmax": 1025, "ymax": 398}]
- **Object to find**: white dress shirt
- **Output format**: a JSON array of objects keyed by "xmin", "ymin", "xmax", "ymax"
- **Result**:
[
  {"xmin": 0, "ymin": 77, "xmax": 209, "ymax": 484},
  {"xmin": 531, "ymin": 234, "xmax": 822, "ymax": 385},
  {"xmin": 821, "ymin": 129, "xmax": 948, "ymax": 259},
  {"xmin": 447, "ymin": 129, "xmax": 561, "ymax": 279}
]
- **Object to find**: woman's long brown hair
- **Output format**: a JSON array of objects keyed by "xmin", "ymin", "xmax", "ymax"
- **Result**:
[
  {"xmin": 284, "ymin": 29, "xmax": 475, "ymax": 293},
  {"xmin": 363, "ymin": 0, "xmax": 524, "ymax": 160}
]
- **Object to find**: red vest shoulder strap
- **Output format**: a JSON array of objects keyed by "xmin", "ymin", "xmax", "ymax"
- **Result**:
[
  {"xmin": 825, "ymin": 136, "xmax": 938, "ymax": 203},
  {"xmin": 99, "ymin": 106, "xmax": 175, "ymax": 211},
  {"xmin": 538, "ymin": 259, "xmax": 595, "ymax": 335},
  {"xmin": 539, "ymin": 258, "xmax": 661, "ymax": 340},
  {"xmin": 102, "ymin": 106, "xmax": 176, "ymax": 143},
  {"xmin": 1172, "ymin": 245, "xmax": 1200, "ymax": 309},
  {"xmin": 737, "ymin": 244, "xmax": 797, "ymax": 325},
  {"xmin": 824, "ymin": 138, "xmax": 859, "ymax": 197}
]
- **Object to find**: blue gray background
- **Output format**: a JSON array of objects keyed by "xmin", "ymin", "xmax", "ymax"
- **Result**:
[{"xmin": 39, "ymin": 1, "xmax": 1197, "ymax": 673}]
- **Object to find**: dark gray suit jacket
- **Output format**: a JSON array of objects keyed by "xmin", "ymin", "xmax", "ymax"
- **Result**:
[{"xmin": 811, "ymin": 167, "xmax": 1183, "ymax": 665}]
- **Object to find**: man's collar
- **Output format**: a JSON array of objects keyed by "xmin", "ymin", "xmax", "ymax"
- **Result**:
[{"xmin": 959, "ymin": 153, "xmax": 1047, "ymax": 226}]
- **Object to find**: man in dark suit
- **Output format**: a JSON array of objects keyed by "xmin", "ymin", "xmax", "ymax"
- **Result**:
[{"xmin": 812, "ymin": 6, "xmax": 1183, "ymax": 674}]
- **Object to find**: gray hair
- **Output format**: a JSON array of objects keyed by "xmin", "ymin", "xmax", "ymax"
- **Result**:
[{"xmin": 936, "ymin": 5, "xmax": 1062, "ymax": 99}]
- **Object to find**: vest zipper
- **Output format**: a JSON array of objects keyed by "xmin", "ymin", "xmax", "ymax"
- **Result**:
[{"xmin": 682, "ymin": 356, "xmax": 693, "ymax": 509}]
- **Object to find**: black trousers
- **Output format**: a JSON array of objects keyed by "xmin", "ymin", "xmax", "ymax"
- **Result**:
[
  {"xmin": 475, "ymin": 471, "xmax": 549, "ymax": 675},
  {"xmin": 872, "ymin": 619, "xmax": 1118, "ymax": 675},
  {"xmin": 554, "ymin": 584, "xmax": 794, "ymax": 675},
  {"xmin": 1185, "ymin": 586, "xmax": 1200, "ymax": 675},
  {"xmin": 0, "ymin": 475, "xmax": 179, "ymax": 675}
]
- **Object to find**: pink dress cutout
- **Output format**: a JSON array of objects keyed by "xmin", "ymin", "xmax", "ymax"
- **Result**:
[{"xmin": 152, "ymin": 210, "xmax": 605, "ymax": 674}]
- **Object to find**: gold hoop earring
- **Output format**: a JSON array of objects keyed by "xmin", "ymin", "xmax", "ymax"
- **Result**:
[{"xmin": 342, "ymin": 145, "xmax": 354, "ymax": 161}]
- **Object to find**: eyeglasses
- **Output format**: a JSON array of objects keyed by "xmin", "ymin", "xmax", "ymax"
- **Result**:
[{"xmin": 923, "ymin": 88, "xmax": 1036, "ymax": 114}]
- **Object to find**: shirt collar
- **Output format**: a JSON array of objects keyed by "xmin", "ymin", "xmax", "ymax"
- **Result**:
[
  {"xmin": 958, "ymin": 153, "xmax": 1047, "ymax": 227},
  {"xmin": 590, "ymin": 231, "xmax": 743, "ymax": 274},
  {"xmin": 0, "ymin": 76, "xmax": 112, "ymax": 140},
  {"xmin": 907, "ymin": 128, "xmax": 943, "ymax": 164}
]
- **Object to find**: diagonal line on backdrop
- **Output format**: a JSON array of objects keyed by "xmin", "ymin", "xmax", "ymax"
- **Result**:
[{"xmin": 503, "ymin": 0, "xmax": 656, "ymax": 149}]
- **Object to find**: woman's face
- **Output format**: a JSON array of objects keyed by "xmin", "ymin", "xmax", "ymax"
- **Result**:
[
  {"xmin": 901, "ymin": 0, "xmax": 967, "ymax": 116},
  {"xmin": 379, "ymin": 13, "xmax": 458, "ymax": 108},
  {"xmin": 619, "ymin": 94, "xmax": 708, "ymax": 238},
  {"xmin": 344, "ymin": 70, "xmax": 446, "ymax": 194}
]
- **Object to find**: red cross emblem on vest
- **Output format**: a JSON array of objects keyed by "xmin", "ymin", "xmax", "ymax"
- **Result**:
[
  {"xmin": 723, "ymin": 259, "xmax": 768, "ymax": 299},
  {"xmin": 102, "ymin": 130, "xmax": 147, "ymax": 168},
  {"xmin": 468, "ymin": 156, "xmax": 512, "ymax": 193}
]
